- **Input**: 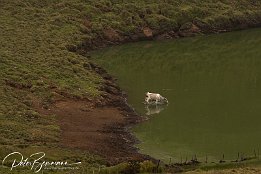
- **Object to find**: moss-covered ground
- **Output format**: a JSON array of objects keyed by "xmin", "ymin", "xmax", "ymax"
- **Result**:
[{"xmin": 0, "ymin": 0, "xmax": 260, "ymax": 173}]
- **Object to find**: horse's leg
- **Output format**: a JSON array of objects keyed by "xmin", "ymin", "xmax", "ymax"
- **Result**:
[{"xmin": 146, "ymin": 97, "xmax": 150, "ymax": 103}]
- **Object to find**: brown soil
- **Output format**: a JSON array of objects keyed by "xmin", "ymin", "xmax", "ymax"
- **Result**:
[{"xmin": 35, "ymin": 63, "xmax": 152, "ymax": 165}]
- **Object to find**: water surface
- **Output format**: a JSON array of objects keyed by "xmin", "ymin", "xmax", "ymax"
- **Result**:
[{"xmin": 92, "ymin": 29, "xmax": 261, "ymax": 162}]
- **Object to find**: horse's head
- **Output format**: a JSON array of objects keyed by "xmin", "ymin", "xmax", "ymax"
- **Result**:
[{"xmin": 145, "ymin": 92, "xmax": 151, "ymax": 97}]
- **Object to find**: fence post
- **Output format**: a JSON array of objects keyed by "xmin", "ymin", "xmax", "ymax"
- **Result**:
[{"xmin": 156, "ymin": 160, "xmax": 160, "ymax": 173}]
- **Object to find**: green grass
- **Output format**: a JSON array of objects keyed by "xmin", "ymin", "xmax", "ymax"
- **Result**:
[
  {"xmin": 200, "ymin": 159, "xmax": 261, "ymax": 171},
  {"xmin": 0, "ymin": 0, "xmax": 103, "ymax": 172},
  {"xmin": 0, "ymin": 0, "xmax": 261, "ymax": 173}
]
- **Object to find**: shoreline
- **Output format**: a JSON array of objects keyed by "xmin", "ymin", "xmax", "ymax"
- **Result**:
[
  {"xmin": 35, "ymin": 61, "xmax": 154, "ymax": 165},
  {"xmin": 37, "ymin": 26, "xmax": 261, "ymax": 168},
  {"xmin": 73, "ymin": 26, "xmax": 261, "ymax": 165},
  {"xmin": 75, "ymin": 20, "xmax": 261, "ymax": 55},
  {"xmin": 90, "ymin": 62, "xmax": 154, "ymax": 165}
]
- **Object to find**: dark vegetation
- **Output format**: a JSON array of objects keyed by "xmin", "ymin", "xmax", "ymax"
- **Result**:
[{"xmin": 0, "ymin": 0, "xmax": 261, "ymax": 173}]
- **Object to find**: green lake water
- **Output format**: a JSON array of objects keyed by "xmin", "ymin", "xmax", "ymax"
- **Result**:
[{"xmin": 92, "ymin": 29, "xmax": 261, "ymax": 163}]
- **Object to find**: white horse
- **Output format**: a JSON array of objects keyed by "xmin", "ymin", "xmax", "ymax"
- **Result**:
[{"xmin": 145, "ymin": 92, "xmax": 168, "ymax": 104}]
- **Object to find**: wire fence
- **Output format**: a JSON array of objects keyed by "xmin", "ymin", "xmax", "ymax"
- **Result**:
[{"xmin": 166, "ymin": 149, "xmax": 260, "ymax": 167}]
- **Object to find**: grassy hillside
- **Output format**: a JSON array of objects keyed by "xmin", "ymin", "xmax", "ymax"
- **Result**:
[{"xmin": 0, "ymin": 0, "xmax": 261, "ymax": 173}]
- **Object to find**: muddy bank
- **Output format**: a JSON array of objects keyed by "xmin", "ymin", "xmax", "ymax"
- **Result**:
[
  {"xmin": 86, "ymin": 63, "xmax": 154, "ymax": 165},
  {"xmin": 35, "ymin": 62, "xmax": 152, "ymax": 165}
]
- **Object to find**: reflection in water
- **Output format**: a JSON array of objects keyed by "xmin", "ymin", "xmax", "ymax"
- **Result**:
[{"xmin": 145, "ymin": 104, "xmax": 167, "ymax": 115}]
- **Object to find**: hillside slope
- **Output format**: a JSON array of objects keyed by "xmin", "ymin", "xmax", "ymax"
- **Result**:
[{"xmin": 0, "ymin": 0, "xmax": 261, "ymax": 172}]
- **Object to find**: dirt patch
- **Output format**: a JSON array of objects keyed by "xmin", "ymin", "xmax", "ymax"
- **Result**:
[
  {"xmin": 143, "ymin": 27, "xmax": 153, "ymax": 37},
  {"xmin": 103, "ymin": 28, "xmax": 123, "ymax": 42},
  {"xmin": 37, "ymin": 100, "xmax": 147, "ymax": 164}
]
